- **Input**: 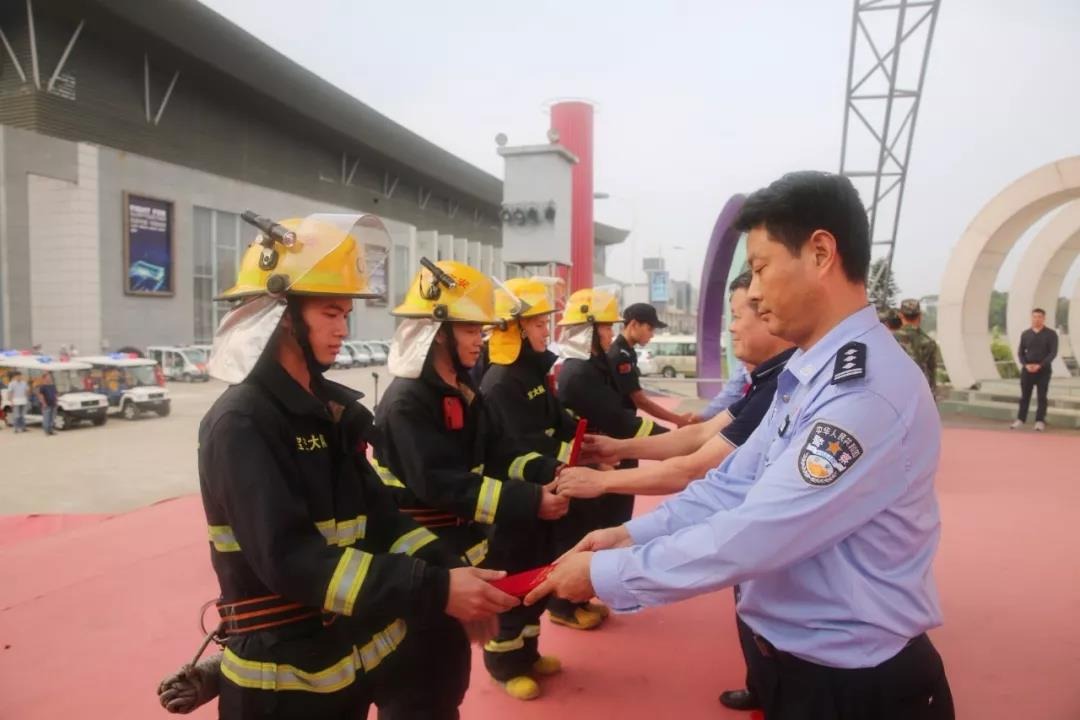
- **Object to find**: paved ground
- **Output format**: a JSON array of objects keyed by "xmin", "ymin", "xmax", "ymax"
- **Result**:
[
  {"xmin": 0, "ymin": 366, "xmax": 389, "ymax": 515},
  {"xmin": 1, "ymin": 425, "xmax": 1079, "ymax": 718},
  {"xmin": 3, "ymin": 368, "xmax": 1075, "ymax": 516}
]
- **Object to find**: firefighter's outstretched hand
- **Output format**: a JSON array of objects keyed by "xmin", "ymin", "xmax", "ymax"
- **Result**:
[
  {"xmin": 579, "ymin": 434, "xmax": 622, "ymax": 465},
  {"xmin": 537, "ymin": 485, "xmax": 570, "ymax": 520},
  {"xmin": 553, "ymin": 466, "xmax": 607, "ymax": 499},
  {"xmin": 446, "ymin": 567, "xmax": 519, "ymax": 621},
  {"xmin": 562, "ymin": 525, "xmax": 632, "ymax": 559},
  {"xmin": 524, "ymin": 551, "xmax": 594, "ymax": 606}
]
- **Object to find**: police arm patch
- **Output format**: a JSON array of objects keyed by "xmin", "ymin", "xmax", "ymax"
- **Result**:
[{"xmin": 797, "ymin": 421, "xmax": 864, "ymax": 486}]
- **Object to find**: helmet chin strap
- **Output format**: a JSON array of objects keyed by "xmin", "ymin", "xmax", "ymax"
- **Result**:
[
  {"xmin": 440, "ymin": 323, "xmax": 473, "ymax": 384},
  {"xmin": 287, "ymin": 298, "xmax": 332, "ymax": 377}
]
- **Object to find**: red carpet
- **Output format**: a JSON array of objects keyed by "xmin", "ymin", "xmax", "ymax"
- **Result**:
[{"xmin": 1, "ymin": 427, "xmax": 1078, "ymax": 719}]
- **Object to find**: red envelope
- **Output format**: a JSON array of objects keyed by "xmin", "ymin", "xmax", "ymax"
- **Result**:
[
  {"xmin": 489, "ymin": 565, "xmax": 555, "ymax": 597},
  {"xmin": 566, "ymin": 419, "xmax": 588, "ymax": 467}
]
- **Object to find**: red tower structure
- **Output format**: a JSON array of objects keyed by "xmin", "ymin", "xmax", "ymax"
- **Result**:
[{"xmin": 550, "ymin": 101, "xmax": 594, "ymax": 292}]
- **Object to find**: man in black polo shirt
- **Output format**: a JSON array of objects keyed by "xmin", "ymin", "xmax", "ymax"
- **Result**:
[
  {"xmin": 1011, "ymin": 307, "xmax": 1059, "ymax": 432},
  {"xmin": 609, "ymin": 303, "xmax": 696, "ymax": 434}
]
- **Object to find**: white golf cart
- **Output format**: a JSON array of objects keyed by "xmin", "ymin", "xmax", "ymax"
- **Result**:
[
  {"xmin": 82, "ymin": 354, "xmax": 171, "ymax": 420},
  {"xmin": 0, "ymin": 355, "xmax": 110, "ymax": 430}
]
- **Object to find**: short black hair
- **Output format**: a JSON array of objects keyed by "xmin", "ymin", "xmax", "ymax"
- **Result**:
[
  {"xmin": 734, "ymin": 171, "xmax": 870, "ymax": 283},
  {"xmin": 728, "ymin": 269, "xmax": 752, "ymax": 294},
  {"xmin": 1032, "ymin": 308, "xmax": 1046, "ymax": 316}
]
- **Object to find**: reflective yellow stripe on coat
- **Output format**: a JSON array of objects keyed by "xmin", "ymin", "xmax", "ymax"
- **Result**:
[
  {"xmin": 220, "ymin": 618, "xmax": 407, "ymax": 692},
  {"xmin": 389, "ymin": 527, "xmax": 439, "ymax": 556},
  {"xmin": 508, "ymin": 452, "xmax": 542, "ymax": 481},
  {"xmin": 634, "ymin": 418, "xmax": 656, "ymax": 438},
  {"xmin": 474, "ymin": 477, "xmax": 503, "ymax": 524},
  {"xmin": 324, "ymin": 548, "xmax": 373, "ymax": 615},
  {"xmin": 208, "ymin": 525, "xmax": 240, "ymax": 552},
  {"xmin": 372, "ymin": 460, "xmax": 405, "ymax": 489},
  {"xmin": 315, "ymin": 515, "xmax": 367, "ymax": 547}
]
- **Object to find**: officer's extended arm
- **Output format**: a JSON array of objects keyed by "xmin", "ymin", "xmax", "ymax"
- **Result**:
[
  {"xmin": 206, "ymin": 411, "xmax": 450, "ymax": 622},
  {"xmin": 592, "ymin": 392, "xmax": 913, "ymax": 612}
]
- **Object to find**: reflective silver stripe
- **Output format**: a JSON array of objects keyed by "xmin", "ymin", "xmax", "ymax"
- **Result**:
[
  {"xmin": 634, "ymin": 418, "xmax": 655, "ymax": 438},
  {"xmin": 373, "ymin": 460, "xmax": 405, "ymax": 488},
  {"xmin": 221, "ymin": 647, "xmax": 358, "ymax": 693},
  {"xmin": 389, "ymin": 527, "xmax": 439, "ymax": 556},
  {"xmin": 315, "ymin": 516, "xmax": 368, "ymax": 547},
  {"xmin": 324, "ymin": 548, "xmax": 373, "ymax": 615},
  {"xmin": 207, "ymin": 525, "xmax": 240, "ymax": 552},
  {"xmin": 556, "ymin": 441, "xmax": 572, "ymax": 463},
  {"xmin": 357, "ymin": 618, "xmax": 407, "ymax": 672},
  {"xmin": 508, "ymin": 452, "xmax": 542, "ymax": 481},
  {"xmin": 463, "ymin": 539, "xmax": 488, "ymax": 566},
  {"xmin": 483, "ymin": 623, "xmax": 542, "ymax": 653},
  {"xmin": 474, "ymin": 477, "xmax": 503, "ymax": 524}
]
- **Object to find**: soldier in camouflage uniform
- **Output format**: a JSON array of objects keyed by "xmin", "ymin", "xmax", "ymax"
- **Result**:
[{"xmin": 895, "ymin": 298, "xmax": 939, "ymax": 396}]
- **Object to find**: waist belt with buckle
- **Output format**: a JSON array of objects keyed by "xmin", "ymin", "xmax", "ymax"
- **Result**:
[
  {"xmin": 217, "ymin": 594, "xmax": 328, "ymax": 636},
  {"xmin": 400, "ymin": 507, "xmax": 468, "ymax": 529},
  {"xmin": 753, "ymin": 633, "xmax": 922, "ymax": 663}
]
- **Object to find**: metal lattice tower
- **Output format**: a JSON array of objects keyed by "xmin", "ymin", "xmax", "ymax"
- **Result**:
[{"xmin": 839, "ymin": 0, "xmax": 942, "ymax": 286}]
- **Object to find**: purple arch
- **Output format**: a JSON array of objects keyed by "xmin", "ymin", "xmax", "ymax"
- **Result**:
[{"xmin": 695, "ymin": 193, "xmax": 746, "ymax": 399}]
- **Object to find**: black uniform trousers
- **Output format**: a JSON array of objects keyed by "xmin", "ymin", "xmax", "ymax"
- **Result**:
[
  {"xmin": 1018, "ymin": 367, "xmax": 1051, "ymax": 423},
  {"xmin": 750, "ymin": 633, "xmax": 954, "ymax": 720},
  {"xmin": 221, "ymin": 681, "xmax": 370, "ymax": 720},
  {"xmin": 482, "ymin": 521, "xmax": 556, "ymax": 680},
  {"xmin": 375, "ymin": 615, "xmax": 469, "ymax": 720}
]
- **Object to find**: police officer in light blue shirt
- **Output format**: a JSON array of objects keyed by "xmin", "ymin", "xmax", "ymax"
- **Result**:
[{"xmin": 526, "ymin": 171, "xmax": 954, "ymax": 719}]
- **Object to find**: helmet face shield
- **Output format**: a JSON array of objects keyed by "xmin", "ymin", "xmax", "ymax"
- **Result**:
[
  {"xmin": 207, "ymin": 296, "xmax": 287, "ymax": 384},
  {"xmin": 388, "ymin": 318, "xmax": 443, "ymax": 379}
]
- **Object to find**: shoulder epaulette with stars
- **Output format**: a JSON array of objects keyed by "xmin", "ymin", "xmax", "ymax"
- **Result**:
[{"xmin": 831, "ymin": 341, "xmax": 867, "ymax": 384}]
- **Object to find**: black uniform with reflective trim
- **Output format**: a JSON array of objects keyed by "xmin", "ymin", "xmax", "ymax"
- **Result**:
[
  {"xmin": 607, "ymin": 333, "xmax": 650, "ymax": 472},
  {"xmin": 479, "ymin": 347, "xmax": 577, "ymax": 680},
  {"xmin": 553, "ymin": 353, "xmax": 668, "ymax": 617},
  {"xmin": 199, "ymin": 359, "xmax": 457, "ymax": 720},
  {"xmin": 373, "ymin": 361, "xmax": 557, "ymax": 718}
]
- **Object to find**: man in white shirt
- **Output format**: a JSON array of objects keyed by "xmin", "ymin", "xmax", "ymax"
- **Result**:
[{"xmin": 8, "ymin": 371, "xmax": 30, "ymax": 433}]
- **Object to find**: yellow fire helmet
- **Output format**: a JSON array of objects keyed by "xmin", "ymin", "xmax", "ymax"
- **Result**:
[
  {"xmin": 216, "ymin": 212, "xmax": 390, "ymax": 301},
  {"xmin": 558, "ymin": 288, "xmax": 620, "ymax": 326},
  {"xmin": 489, "ymin": 277, "xmax": 556, "ymax": 365},
  {"xmin": 393, "ymin": 259, "xmax": 496, "ymax": 323}
]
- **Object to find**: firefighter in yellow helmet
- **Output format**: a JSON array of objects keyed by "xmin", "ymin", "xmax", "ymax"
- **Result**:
[
  {"xmin": 373, "ymin": 261, "xmax": 570, "ymax": 713},
  {"xmin": 477, "ymin": 278, "xmax": 582, "ymax": 699},
  {"xmin": 157, "ymin": 214, "xmax": 515, "ymax": 719},
  {"xmin": 546, "ymin": 288, "xmax": 669, "ymax": 630}
]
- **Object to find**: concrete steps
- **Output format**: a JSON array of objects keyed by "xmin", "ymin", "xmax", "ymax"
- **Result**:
[{"xmin": 941, "ymin": 379, "xmax": 1080, "ymax": 429}]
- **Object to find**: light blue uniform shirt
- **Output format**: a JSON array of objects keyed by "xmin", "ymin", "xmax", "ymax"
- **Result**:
[
  {"xmin": 591, "ymin": 305, "xmax": 944, "ymax": 668},
  {"xmin": 700, "ymin": 363, "xmax": 750, "ymax": 420}
]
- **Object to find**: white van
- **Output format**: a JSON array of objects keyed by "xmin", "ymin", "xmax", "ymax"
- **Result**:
[
  {"xmin": 82, "ymin": 355, "xmax": 171, "ymax": 419},
  {"xmin": 147, "ymin": 346, "xmax": 209, "ymax": 382},
  {"xmin": 0, "ymin": 355, "xmax": 110, "ymax": 430},
  {"xmin": 644, "ymin": 335, "xmax": 698, "ymax": 377}
]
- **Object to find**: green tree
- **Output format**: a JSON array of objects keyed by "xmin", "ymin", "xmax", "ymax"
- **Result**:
[
  {"xmin": 868, "ymin": 258, "xmax": 900, "ymax": 313},
  {"xmin": 988, "ymin": 290, "xmax": 1008, "ymax": 332}
]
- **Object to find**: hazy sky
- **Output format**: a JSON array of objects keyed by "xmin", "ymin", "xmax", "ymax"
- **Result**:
[{"xmin": 200, "ymin": 0, "xmax": 1080, "ymax": 299}]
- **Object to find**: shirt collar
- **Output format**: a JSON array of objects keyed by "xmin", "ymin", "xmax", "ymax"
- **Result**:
[
  {"xmin": 750, "ymin": 346, "xmax": 796, "ymax": 385},
  {"xmin": 251, "ymin": 359, "xmax": 334, "ymax": 419},
  {"xmin": 784, "ymin": 305, "xmax": 880, "ymax": 387}
]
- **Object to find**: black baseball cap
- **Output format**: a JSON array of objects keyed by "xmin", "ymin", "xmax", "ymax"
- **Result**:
[{"xmin": 623, "ymin": 303, "xmax": 668, "ymax": 329}]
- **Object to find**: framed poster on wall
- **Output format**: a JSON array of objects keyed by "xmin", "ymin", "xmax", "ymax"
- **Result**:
[
  {"xmin": 364, "ymin": 243, "xmax": 389, "ymax": 307},
  {"xmin": 123, "ymin": 192, "xmax": 174, "ymax": 296}
]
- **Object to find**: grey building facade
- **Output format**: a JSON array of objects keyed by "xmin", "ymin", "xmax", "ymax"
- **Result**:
[{"xmin": 0, "ymin": 0, "xmax": 626, "ymax": 352}]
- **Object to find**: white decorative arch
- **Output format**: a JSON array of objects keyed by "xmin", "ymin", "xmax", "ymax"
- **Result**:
[
  {"xmin": 1005, "ymin": 201, "xmax": 1080, "ymax": 376},
  {"xmin": 938, "ymin": 156, "xmax": 1080, "ymax": 389}
]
